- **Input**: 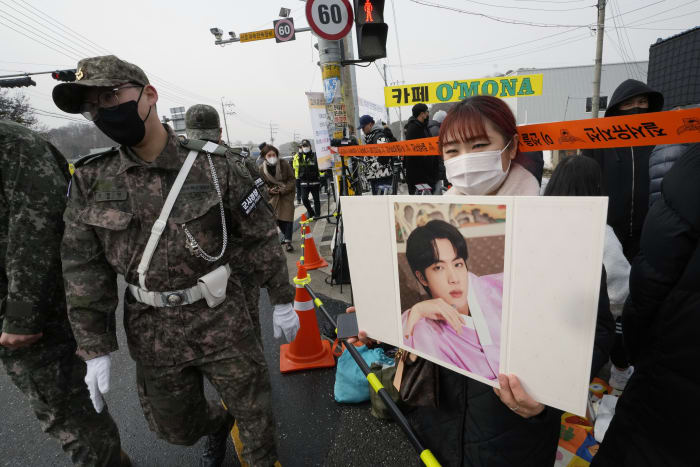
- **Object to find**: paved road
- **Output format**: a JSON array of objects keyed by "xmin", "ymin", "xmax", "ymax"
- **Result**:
[{"xmin": 0, "ymin": 276, "xmax": 419, "ymax": 467}]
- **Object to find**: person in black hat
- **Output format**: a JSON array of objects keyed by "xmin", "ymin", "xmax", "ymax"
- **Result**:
[
  {"xmin": 404, "ymin": 103, "xmax": 441, "ymax": 194},
  {"xmin": 297, "ymin": 139, "xmax": 321, "ymax": 218},
  {"xmin": 359, "ymin": 114, "xmax": 395, "ymax": 194}
]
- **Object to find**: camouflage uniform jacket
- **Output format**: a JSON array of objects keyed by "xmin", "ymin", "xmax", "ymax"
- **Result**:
[
  {"xmin": 62, "ymin": 127, "xmax": 294, "ymax": 365},
  {"xmin": 0, "ymin": 120, "xmax": 74, "ymax": 357}
]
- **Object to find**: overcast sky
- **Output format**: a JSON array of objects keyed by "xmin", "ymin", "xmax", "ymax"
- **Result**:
[{"xmin": 1, "ymin": 0, "xmax": 697, "ymax": 145}]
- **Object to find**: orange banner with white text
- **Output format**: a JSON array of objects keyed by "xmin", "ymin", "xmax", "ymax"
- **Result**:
[{"xmin": 338, "ymin": 108, "xmax": 700, "ymax": 156}]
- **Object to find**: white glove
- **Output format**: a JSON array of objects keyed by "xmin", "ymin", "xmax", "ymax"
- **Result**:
[
  {"xmin": 85, "ymin": 355, "xmax": 111, "ymax": 413},
  {"xmin": 272, "ymin": 303, "xmax": 300, "ymax": 342}
]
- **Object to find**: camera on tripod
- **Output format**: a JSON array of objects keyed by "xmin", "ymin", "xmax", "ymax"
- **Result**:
[{"xmin": 330, "ymin": 136, "xmax": 359, "ymax": 147}]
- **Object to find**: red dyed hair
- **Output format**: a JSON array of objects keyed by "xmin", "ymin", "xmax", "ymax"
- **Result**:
[{"xmin": 438, "ymin": 96, "xmax": 518, "ymax": 155}]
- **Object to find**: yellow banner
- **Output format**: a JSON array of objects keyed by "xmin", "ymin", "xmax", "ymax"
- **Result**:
[
  {"xmin": 384, "ymin": 74, "xmax": 543, "ymax": 107},
  {"xmin": 239, "ymin": 29, "xmax": 275, "ymax": 43}
]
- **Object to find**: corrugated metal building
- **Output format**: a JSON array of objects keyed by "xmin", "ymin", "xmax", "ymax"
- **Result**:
[{"xmin": 512, "ymin": 61, "xmax": 649, "ymax": 124}]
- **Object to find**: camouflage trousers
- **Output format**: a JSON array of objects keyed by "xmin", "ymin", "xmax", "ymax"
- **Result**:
[
  {"xmin": 242, "ymin": 278, "xmax": 261, "ymax": 340},
  {"xmin": 1, "ymin": 342, "xmax": 122, "ymax": 466},
  {"xmin": 135, "ymin": 334, "xmax": 277, "ymax": 467}
]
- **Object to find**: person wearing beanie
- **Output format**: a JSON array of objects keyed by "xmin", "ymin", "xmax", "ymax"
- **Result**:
[
  {"xmin": 404, "ymin": 103, "xmax": 441, "ymax": 194},
  {"xmin": 359, "ymin": 114, "xmax": 396, "ymax": 194}
]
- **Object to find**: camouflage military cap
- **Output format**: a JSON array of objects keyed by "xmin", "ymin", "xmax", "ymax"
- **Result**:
[
  {"xmin": 185, "ymin": 104, "xmax": 221, "ymax": 142},
  {"xmin": 52, "ymin": 55, "xmax": 150, "ymax": 114}
]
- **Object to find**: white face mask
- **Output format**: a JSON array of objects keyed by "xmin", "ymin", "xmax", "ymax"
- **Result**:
[
  {"xmin": 266, "ymin": 156, "xmax": 278, "ymax": 165},
  {"xmin": 302, "ymin": 147, "xmax": 310, "ymax": 153},
  {"xmin": 444, "ymin": 141, "xmax": 512, "ymax": 195}
]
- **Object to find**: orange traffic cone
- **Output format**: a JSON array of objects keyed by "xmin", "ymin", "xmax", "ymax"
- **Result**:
[
  {"xmin": 299, "ymin": 214, "xmax": 328, "ymax": 270},
  {"xmin": 280, "ymin": 264, "xmax": 336, "ymax": 373}
]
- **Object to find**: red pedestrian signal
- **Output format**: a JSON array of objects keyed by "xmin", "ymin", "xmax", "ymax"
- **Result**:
[
  {"xmin": 354, "ymin": 0, "xmax": 387, "ymax": 60},
  {"xmin": 364, "ymin": 0, "xmax": 374, "ymax": 22}
]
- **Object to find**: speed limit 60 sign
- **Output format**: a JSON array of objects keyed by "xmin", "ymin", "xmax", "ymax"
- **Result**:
[
  {"xmin": 305, "ymin": 0, "xmax": 354, "ymax": 41},
  {"xmin": 273, "ymin": 18, "xmax": 296, "ymax": 43}
]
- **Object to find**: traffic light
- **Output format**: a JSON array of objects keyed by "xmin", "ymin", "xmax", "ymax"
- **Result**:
[
  {"xmin": 0, "ymin": 77, "xmax": 36, "ymax": 88},
  {"xmin": 51, "ymin": 69, "xmax": 76, "ymax": 82},
  {"xmin": 354, "ymin": 0, "xmax": 388, "ymax": 61}
]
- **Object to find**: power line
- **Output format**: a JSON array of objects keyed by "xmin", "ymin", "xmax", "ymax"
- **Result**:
[
  {"xmin": 0, "ymin": 60, "xmax": 71, "ymax": 67},
  {"xmin": 1, "ymin": 1, "xmax": 222, "ymax": 111},
  {"xmin": 609, "ymin": 1, "xmax": 633, "ymax": 77},
  {"xmin": 408, "ymin": 0, "xmax": 589, "ymax": 27},
  {"xmin": 0, "ymin": 9, "xmax": 90, "ymax": 59},
  {"xmin": 631, "ymin": 10, "xmax": 700, "ymax": 28},
  {"xmin": 15, "ymin": 0, "xmax": 111, "ymax": 55},
  {"xmin": 390, "ymin": 0, "xmax": 405, "ymax": 84},
  {"xmin": 393, "ymin": 27, "xmax": 583, "ymax": 67},
  {"xmin": 0, "ymin": 17, "xmax": 77, "ymax": 61},
  {"xmin": 460, "ymin": 0, "xmax": 594, "ymax": 11},
  {"xmin": 511, "ymin": 0, "xmax": 589, "ymax": 3},
  {"xmin": 0, "ymin": 0, "xmax": 102, "ymax": 56},
  {"xmin": 388, "ymin": 0, "xmax": 667, "ymax": 70}
]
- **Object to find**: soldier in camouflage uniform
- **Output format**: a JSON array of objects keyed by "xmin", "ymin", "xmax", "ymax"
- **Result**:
[
  {"xmin": 52, "ymin": 55, "xmax": 299, "ymax": 467},
  {"xmin": 184, "ymin": 104, "xmax": 266, "ymax": 336},
  {"xmin": 0, "ymin": 120, "xmax": 127, "ymax": 466}
]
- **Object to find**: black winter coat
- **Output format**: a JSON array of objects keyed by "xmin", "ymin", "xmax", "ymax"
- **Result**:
[
  {"xmin": 298, "ymin": 151, "xmax": 320, "ymax": 185},
  {"xmin": 404, "ymin": 116, "xmax": 441, "ymax": 192},
  {"xmin": 411, "ymin": 271, "xmax": 614, "ymax": 467},
  {"xmin": 593, "ymin": 143, "xmax": 700, "ymax": 467},
  {"xmin": 648, "ymin": 143, "xmax": 688, "ymax": 207},
  {"xmin": 583, "ymin": 79, "xmax": 664, "ymax": 261}
]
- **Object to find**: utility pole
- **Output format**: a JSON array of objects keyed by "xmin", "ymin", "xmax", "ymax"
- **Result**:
[
  {"xmin": 317, "ymin": 37, "xmax": 345, "ymax": 141},
  {"xmin": 382, "ymin": 63, "xmax": 391, "ymax": 124},
  {"xmin": 220, "ymin": 97, "xmax": 233, "ymax": 145},
  {"xmin": 341, "ymin": 34, "xmax": 360, "ymax": 139},
  {"xmin": 269, "ymin": 122, "xmax": 279, "ymax": 144},
  {"xmin": 591, "ymin": 0, "xmax": 606, "ymax": 118}
]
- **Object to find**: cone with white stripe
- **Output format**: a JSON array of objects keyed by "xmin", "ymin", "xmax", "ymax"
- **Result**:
[
  {"xmin": 279, "ymin": 264, "xmax": 336, "ymax": 373},
  {"xmin": 299, "ymin": 214, "xmax": 328, "ymax": 270}
]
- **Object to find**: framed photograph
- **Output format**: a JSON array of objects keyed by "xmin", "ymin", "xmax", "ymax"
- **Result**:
[{"xmin": 394, "ymin": 202, "xmax": 507, "ymax": 385}]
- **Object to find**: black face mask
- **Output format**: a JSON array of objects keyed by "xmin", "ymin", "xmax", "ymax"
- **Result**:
[
  {"xmin": 94, "ymin": 90, "xmax": 152, "ymax": 147},
  {"xmin": 616, "ymin": 107, "xmax": 648, "ymax": 116}
]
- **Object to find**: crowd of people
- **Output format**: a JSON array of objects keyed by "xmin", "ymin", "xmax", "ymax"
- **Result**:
[{"xmin": 0, "ymin": 50, "xmax": 697, "ymax": 467}]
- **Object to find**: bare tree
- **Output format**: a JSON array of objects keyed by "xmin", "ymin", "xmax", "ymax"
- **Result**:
[
  {"xmin": 0, "ymin": 90, "xmax": 37, "ymax": 128},
  {"xmin": 45, "ymin": 123, "xmax": 116, "ymax": 161}
]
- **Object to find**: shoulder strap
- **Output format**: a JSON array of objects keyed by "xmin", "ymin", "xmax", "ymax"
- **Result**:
[
  {"xmin": 136, "ymin": 141, "xmax": 219, "ymax": 290},
  {"xmin": 179, "ymin": 138, "xmax": 228, "ymax": 156},
  {"xmin": 74, "ymin": 146, "xmax": 119, "ymax": 168}
]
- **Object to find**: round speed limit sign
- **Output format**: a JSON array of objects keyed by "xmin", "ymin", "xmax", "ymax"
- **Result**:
[
  {"xmin": 305, "ymin": 0, "xmax": 354, "ymax": 41},
  {"xmin": 274, "ymin": 18, "xmax": 296, "ymax": 42}
]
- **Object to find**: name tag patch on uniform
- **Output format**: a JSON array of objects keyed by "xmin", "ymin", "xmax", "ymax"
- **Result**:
[
  {"xmin": 181, "ymin": 183, "xmax": 212, "ymax": 194},
  {"xmin": 240, "ymin": 187, "xmax": 262, "ymax": 216},
  {"xmin": 254, "ymin": 177, "xmax": 265, "ymax": 188},
  {"xmin": 95, "ymin": 191, "xmax": 128, "ymax": 202}
]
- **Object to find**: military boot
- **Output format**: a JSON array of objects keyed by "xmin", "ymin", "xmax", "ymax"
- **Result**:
[{"xmin": 200, "ymin": 415, "xmax": 234, "ymax": 467}]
